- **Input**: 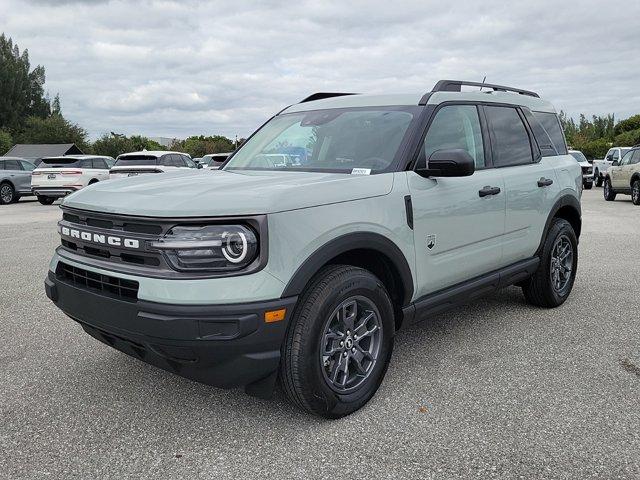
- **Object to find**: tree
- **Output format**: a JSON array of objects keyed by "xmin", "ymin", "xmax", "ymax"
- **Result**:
[
  {"xmin": 171, "ymin": 135, "xmax": 235, "ymax": 157},
  {"xmin": 91, "ymin": 133, "xmax": 164, "ymax": 158},
  {"xmin": 17, "ymin": 114, "xmax": 89, "ymax": 150},
  {"xmin": 0, "ymin": 34, "xmax": 51, "ymax": 133},
  {"xmin": 0, "ymin": 130, "xmax": 12, "ymax": 154},
  {"xmin": 614, "ymin": 114, "xmax": 640, "ymax": 137}
]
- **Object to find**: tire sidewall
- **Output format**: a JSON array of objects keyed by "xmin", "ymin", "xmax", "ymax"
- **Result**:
[
  {"xmin": 295, "ymin": 269, "xmax": 394, "ymax": 417},
  {"xmin": 632, "ymin": 180, "xmax": 640, "ymax": 205},
  {"xmin": 0, "ymin": 183, "xmax": 14, "ymax": 205}
]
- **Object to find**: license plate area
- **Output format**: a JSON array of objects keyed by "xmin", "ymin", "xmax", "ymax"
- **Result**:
[{"xmin": 48, "ymin": 174, "xmax": 57, "ymax": 179}]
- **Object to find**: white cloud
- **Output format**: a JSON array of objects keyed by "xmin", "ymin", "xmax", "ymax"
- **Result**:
[{"xmin": 1, "ymin": 0, "xmax": 639, "ymax": 140}]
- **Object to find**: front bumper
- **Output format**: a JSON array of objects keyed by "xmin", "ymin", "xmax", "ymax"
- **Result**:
[{"xmin": 45, "ymin": 271, "xmax": 297, "ymax": 396}]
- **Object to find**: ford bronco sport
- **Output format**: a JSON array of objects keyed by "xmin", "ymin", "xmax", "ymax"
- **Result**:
[
  {"xmin": 603, "ymin": 146, "xmax": 640, "ymax": 204},
  {"xmin": 45, "ymin": 80, "xmax": 582, "ymax": 418}
]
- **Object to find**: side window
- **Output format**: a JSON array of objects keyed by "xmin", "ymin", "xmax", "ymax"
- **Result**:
[
  {"xmin": 80, "ymin": 159, "xmax": 93, "ymax": 169},
  {"xmin": 631, "ymin": 150, "xmax": 640, "ymax": 165},
  {"xmin": 92, "ymin": 158, "xmax": 107, "ymax": 169},
  {"xmin": 19, "ymin": 160, "xmax": 35, "ymax": 171},
  {"xmin": 532, "ymin": 112, "xmax": 567, "ymax": 155},
  {"xmin": 423, "ymin": 105, "xmax": 485, "ymax": 168},
  {"xmin": 485, "ymin": 106, "xmax": 534, "ymax": 167},
  {"xmin": 620, "ymin": 151, "xmax": 632, "ymax": 165},
  {"xmin": 605, "ymin": 150, "xmax": 614, "ymax": 161},
  {"xmin": 0, "ymin": 161, "xmax": 5, "ymax": 170},
  {"xmin": 184, "ymin": 156, "xmax": 196, "ymax": 168},
  {"xmin": 5, "ymin": 159, "xmax": 21, "ymax": 170},
  {"xmin": 612, "ymin": 150, "xmax": 620, "ymax": 162},
  {"xmin": 159, "ymin": 155, "xmax": 170, "ymax": 166},
  {"xmin": 173, "ymin": 154, "xmax": 186, "ymax": 167}
]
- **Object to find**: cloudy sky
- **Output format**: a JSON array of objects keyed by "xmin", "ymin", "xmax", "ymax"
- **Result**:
[{"xmin": 2, "ymin": 0, "xmax": 639, "ymax": 140}]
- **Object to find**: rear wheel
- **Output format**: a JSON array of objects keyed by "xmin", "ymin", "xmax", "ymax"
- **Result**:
[
  {"xmin": 583, "ymin": 181, "xmax": 592, "ymax": 190},
  {"xmin": 632, "ymin": 180, "xmax": 640, "ymax": 205},
  {"xmin": 280, "ymin": 265, "xmax": 395, "ymax": 418},
  {"xmin": 0, "ymin": 182, "xmax": 15, "ymax": 205},
  {"xmin": 37, "ymin": 195, "xmax": 55, "ymax": 205},
  {"xmin": 603, "ymin": 178, "xmax": 616, "ymax": 201},
  {"xmin": 594, "ymin": 171, "xmax": 603, "ymax": 187},
  {"xmin": 522, "ymin": 218, "xmax": 577, "ymax": 308}
]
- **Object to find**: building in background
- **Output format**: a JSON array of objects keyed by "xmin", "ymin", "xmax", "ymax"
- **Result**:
[{"xmin": 3, "ymin": 143, "xmax": 84, "ymax": 161}]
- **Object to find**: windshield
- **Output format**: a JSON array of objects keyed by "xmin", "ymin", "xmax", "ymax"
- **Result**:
[
  {"xmin": 569, "ymin": 151, "xmax": 588, "ymax": 163},
  {"xmin": 224, "ymin": 107, "xmax": 416, "ymax": 173},
  {"xmin": 115, "ymin": 155, "xmax": 158, "ymax": 167}
]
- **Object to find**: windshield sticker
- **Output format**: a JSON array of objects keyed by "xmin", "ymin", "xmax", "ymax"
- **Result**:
[{"xmin": 351, "ymin": 168, "xmax": 371, "ymax": 175}]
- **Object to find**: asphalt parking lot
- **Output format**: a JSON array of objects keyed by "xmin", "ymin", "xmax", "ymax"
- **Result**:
[{"xmin": 0, "ymin": 189, "xmax": 638, "ymax": 479}]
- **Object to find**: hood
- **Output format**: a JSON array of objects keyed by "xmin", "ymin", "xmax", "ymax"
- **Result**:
[{"xmin": 63, "ymin": 169, "xmax": 394, "ymax": 217}]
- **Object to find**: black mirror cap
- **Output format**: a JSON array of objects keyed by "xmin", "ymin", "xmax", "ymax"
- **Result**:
[{"xmin": 416, "ymin": 149, "xmax": 475, "ymax": 178}]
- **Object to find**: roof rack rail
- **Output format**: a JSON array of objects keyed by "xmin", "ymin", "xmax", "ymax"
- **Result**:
[
  {"xmin": 427, "ymin": 80, "xmax": 539, "ymax": 100},
  {"xmin": 299, "ymin": 92, "xmax": 357, "ymax": 103}
]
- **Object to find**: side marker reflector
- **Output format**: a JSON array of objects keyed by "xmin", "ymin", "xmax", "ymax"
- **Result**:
[{"xmin": 264, "ymin": 308, "xmax": 286, "ymax": 323}]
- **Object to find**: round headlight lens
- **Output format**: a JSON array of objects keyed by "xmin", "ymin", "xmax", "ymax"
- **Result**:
[{"xmin": 222, "ymin": 231, "xmax": 248, "ymax": 263}]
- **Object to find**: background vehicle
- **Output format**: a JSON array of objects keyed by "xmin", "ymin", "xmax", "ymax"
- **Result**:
[
  {"xmin": 593, "ymin": 147, "xmax": 632, "ymax": 187},
  {"xmin": 0, "ymin": 157, "xmax": 36, "ymax": 204},
  {"xmin": 603, "ymin": 146, "xmax": 640, "ymax": 204},
  {"xmin": 568, "ymin": 149, "xmax": 593, "ymax": 189},
  {"xmin": 31, "ymin": 155, "xmax": 113, "ymax": 205},
  {"xmin": 46, "ymin": 80, "xmax": 581, "ymax": 418},
  {"xmin": 200, "ymin": 153, "xmax": 232, "ymax": 169},
  {"xmin": 109, "ymin": 151, "xmax": 198, "ymax": 179}
]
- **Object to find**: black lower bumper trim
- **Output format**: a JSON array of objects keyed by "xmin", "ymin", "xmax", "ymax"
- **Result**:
[{"xmin": 45, "ymin": 271, "xmax": 297, "ymax": 394}]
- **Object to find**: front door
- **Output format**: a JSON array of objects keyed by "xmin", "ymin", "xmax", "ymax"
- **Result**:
[
  {"xmin": 611, "ymin": 150, "xmax": 633, "ymax": 189},
  {"xmin": 408, "ymin": 104, "xmax": 505, "ymax": 299}
]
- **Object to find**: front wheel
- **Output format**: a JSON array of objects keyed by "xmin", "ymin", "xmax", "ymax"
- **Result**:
[
  {"xmin": 632, "ymin": 180, "xmax": 640, "ymax": 205},
  {"xmin": 37, "ymin": 195, "xmax": 55, "ymax": 205},
  {"xmin": 603, "ymin": 178, "xmax": 616, "ymax": 201},
  {"xmin": 594, "ymin": 172, "xmax": 603, "ymax": 187},
  {"xmin": 280, "ymin": 265, "xmax": 395, "ymax": 418},
  {"xmin": 522, "ymin": 218, "xmax": 577, "ymax": 308},
  {"xmin": 583, "ymin": 181, "xmax": 592, "ymax": 190}
]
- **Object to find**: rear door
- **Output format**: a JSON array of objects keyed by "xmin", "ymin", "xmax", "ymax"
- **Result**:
[
  {"xmin": 3, "ymin": 159, "xmax": 30, "ymax": 193},
  {"xmin": 18, "ymin": 160, "xmax": 35, "ymax": 192},
  {"xmin": 488, "ymin": 106, "xmax": 560, "ymax": 264},
  {"xmin": 408, "ymin": 103, "xmax": 506, "ymax": 297}
]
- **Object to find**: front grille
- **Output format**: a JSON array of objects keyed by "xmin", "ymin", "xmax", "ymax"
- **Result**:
[{"xmin": 56, "ymin": 262, "xmax": 139, "ymax": 301}]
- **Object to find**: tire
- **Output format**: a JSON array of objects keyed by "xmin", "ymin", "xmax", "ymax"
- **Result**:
[
  {"xmin": 280, "ymin": 265, "xmax": 395, "ymax": 418},
  {"xmin": 583, "ymin": 181, "xmax": 592, "ymax": 190},
  {"xmin": 0, "ymin": 182, "xmax": 15, "ymax": 205},
  {"xmin": 594, "ymin": 172, "xmax": 603, "ymax": 187},
  {"xmin": 603, "ymin": 178, "xmax": 616, "ymax": 201},
  {"xmin": 632, "ymin": 179, "xmax": 640, "ymax": 206},
  {"xmin": 37, "ymin": 195, "xmax": 55, "ymax": 205},
  {"xmin": 522, "ymin": 218, "xmax": 577, "ymax": 308}
]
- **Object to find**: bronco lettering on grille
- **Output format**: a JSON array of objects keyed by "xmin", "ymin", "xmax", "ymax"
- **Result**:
[{"xmin": 60, "ymin": 226, "xmax": 140, "ymax": 249}]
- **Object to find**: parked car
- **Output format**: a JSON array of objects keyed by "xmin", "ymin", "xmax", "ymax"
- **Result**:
[
  {"xmin": 45, "ymin": 80, "xmax": 581, "ymax": 418},
  {"xmin": 592, "ymin": 147, "xmax": 632, "ymax": 187},
  {"xmin": 31, "ymin": 155, "xmax": 114, "ymax": 205},
  {"xmin": 109, "ymin": 151, "xmax": 198, "ymax": 179},
  {"xmin": 603, "ymin": 146, "xmax": 640, "ymax": 204},
  {"xmin": 568, "ymin": 150, "xmax": 593, "ymax": 189},
  {"xmin": 0, "ymin": 157, "xmax": 36, "ymax": 204},
  {"xmin": 200, "ymin": 153, "xmax": 232, "ymax": 169}
]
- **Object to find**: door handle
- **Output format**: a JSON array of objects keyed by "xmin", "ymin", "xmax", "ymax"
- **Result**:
[
  {"xmin": 537, "ymin": 177, "xmax": 553, "ymax": 187},
  {"xmin": 478, "ymin": 186, "xmax": 501, "ymax": 197}
]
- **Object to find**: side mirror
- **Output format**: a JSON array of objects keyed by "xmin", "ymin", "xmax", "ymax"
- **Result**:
[{"xmin": 416, "ymin": 149, "xmax": 475, "ymax": 178}]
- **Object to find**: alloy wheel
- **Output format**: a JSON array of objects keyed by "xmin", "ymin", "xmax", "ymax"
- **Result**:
[
  {"xmin": 550, "ymin": 234, "xmax": 574, "ymax": 295},
  {"xmin": 320, "ymin": 296, "xmax": 382, "ymax": 393},
  {"xmin": 0, "ymin": 184, "xmax": 13, "ymax": 203},
  {"xmin": 633, "ymin": 182, "xmax": 640, "ymax": 204}
]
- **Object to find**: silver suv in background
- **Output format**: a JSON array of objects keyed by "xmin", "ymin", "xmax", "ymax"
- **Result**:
[
  {"xmin": 0, "ymin": 157, "xmax": 36, "ymax": 204},
  {"xmin": 109, "ymin": 151, "xmax": 198, "ymax": 179},
  {"xmin": 593, "ymin": 147, "xmax": 632, "ymax": 187}
]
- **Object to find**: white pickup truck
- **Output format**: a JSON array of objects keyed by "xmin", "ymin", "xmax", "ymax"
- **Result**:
[{"xmin": 592, "ymin": 147, "xmax": 632, "ymax": 187}]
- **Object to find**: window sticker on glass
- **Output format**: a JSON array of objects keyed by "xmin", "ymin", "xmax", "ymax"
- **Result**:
[{"xmin": 351, "ymin": 168, "xmax": 371, "ymax": 175}]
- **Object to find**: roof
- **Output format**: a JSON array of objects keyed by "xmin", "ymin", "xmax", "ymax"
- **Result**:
[
  {"xmin": 39, "ymin": 155, "xmax": 113, "ymax": 161},
  {"xmin": 283, "ymin": 83, "xmax": 556, "ymax": 114},
  {"xmin": 117, "ymin": 150, "xmax": 185, "ymax": 158},
  {"xmin": 3, "ymin": 143, "xmax": 83, "ymax": 159}
]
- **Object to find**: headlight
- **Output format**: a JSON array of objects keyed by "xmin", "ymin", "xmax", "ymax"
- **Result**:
[{"xmin": 151, "ymin": 225, "xmax": 258, "ymax": 272}]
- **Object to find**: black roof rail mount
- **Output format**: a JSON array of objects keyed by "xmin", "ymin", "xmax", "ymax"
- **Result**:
[
  {"xmin": 420, "ymin": 80, "xmax": 539, "ymax": 105},
  {"xmin": 300, "ymin": 92, "xmax": 358, "ymax": 103}
]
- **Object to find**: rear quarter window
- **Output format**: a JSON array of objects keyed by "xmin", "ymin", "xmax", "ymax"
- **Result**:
[{"xmin": 533, "ymin": 112, "xmax": 567, "ymax": 155}]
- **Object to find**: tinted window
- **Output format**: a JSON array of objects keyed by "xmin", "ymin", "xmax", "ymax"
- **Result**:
[
  {"xmin": 532, "ymin": 112, "xmax": 567, "ymax": 155},
  {"xmin": 20, "ymin": 160, "xmax": 35, "ymax": 171},
  {"xmin": 92, "ymin": 158, "xmax": 107, "ymax": 169},
  {"xmin": 423, "ymin": 105, "xmax": 485, "ymax": 168},
  {"xmin": 522, "ymin": 109, "xmax": 555, "ymax": 156},
  {"xmin": 612, "ymin": 150, "xmax": 620, "ymax": 161},
  {"xmin": 184, "ymin": 156, "xmax": 196, "ymax": 168},
  {"xmin": 80, "ymin": 159, "xmax": 93, "ymax": 169},
  {"xmin": 631, "ymin": 150, "xmax": 640, "ymax": 165},
  {"xmin": 40, "ymin": 157, "xmax": 83, "ymax": 168},
  {"xmin": 620, "ymin": 150, "xmax": 633, "ymax": 165},
  {"xmin": 485, "ymin": 106, "xmax": 533, "ymax": 167},
  {"xmin": 173, "ymin": 154, "xmax": 186, "ymax": 167},
  {"xmin": 115, "ymin": 156, "xmax": 159, "ymax": 167},
  {"xmin": 5, "ymin": 159, "xmax": 21, "ymax": 170},
  {"xmin": 605, "ymin": 149, "xmax": 614, "ymax": 161},
  {"xmin": 569, "ymin": 151, "xmax": 588, "ymax": 163},
  {"xmin": 0, "ymin": 161, "xmax": 5, "ymax": 170}
]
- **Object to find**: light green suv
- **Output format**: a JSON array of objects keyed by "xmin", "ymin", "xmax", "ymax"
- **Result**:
[{"xmin": 45, "ymin": 80, "xmax": 582, "ymax": 418}]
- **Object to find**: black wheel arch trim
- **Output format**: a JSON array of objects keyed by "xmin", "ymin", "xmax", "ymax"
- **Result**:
[
  {"xmin": 536, "ymin": 193, "xmax": 581, "ymax": 256},
  {"xmin": 280, "ymin": 232, "xmax": 414, "ymax": 306}
]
